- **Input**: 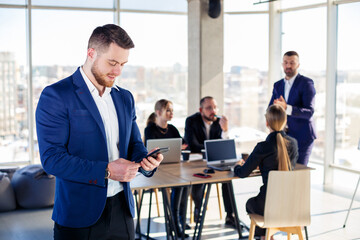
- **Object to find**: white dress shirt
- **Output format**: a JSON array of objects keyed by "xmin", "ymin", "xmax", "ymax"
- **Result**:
[
  {"xmin": 80, "ymin": 67, "xmax": 123, "ymax": 197},
  {"xmin": 284, "ymin": 74, "xmax": 297, "ymax": 115},
  {"xmin": 203, "ymin": 119, "xmax": 228, "ymax": 140},
  {"xmin": 203, "ymin": 120, "xmax": 211, "ymax": 140}
]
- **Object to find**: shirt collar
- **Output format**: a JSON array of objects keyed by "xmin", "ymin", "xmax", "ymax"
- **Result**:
[
  {"xmin": 284, "ymin": 73, "xmax": 297, "ymax": 87},
  {"xmin": 80, "ymin": 66, "xmax": 119, "ymax": 96},
  {"xmin": 202, "ymin": 119, "xmax": 213, "ymax": 127}
]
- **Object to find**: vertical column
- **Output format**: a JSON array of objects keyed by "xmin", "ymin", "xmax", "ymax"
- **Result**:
[
  {"xmin": 26, "ymin": 0, "xmax": 34, "ymax": 164},
  {"xmin": 268, "ymin": 0, "xmax": 282, "ymax": 97},
  {"xmin": 114, "ymin": 0, "xmax": 120, "ymax": 26},
  {"xmin": 324, "ymin": 0, "xmax": 337, "ymax": 185},
  {"xmin": 188, "ymin": 0, "xmax": 224, "ymax": 114}
]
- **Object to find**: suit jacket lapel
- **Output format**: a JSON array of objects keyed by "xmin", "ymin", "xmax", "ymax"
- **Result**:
[
  {"xmin": 277, "ymin": 80, "xmax": 285, "ymax": 99},
  {"xmin": 72, "ymin": 68, "xmax": 106, "ymax": 142},
  {"xmin": 197, "ymin": 114, "xmax": 207, "ymax": 140},
  {"xmin": 111, "ymin": 88, "xmax": 126, "ymax": 157},
  {"xmin": 287, "ymin": 74, "xmax": 301, "ymax": 104}
]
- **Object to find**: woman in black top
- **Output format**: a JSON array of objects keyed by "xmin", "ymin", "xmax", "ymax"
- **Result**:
[
  {"xmin": 144, "ymin": 99, "xmax": 189, "ymax": 238},
  {"xmin": 234, "ymin": 104, "xmax": 298, "ymax": 239}
]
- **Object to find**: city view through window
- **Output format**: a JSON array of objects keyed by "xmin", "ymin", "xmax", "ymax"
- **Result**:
[{"xmin": 1, "ymin": 1, "xmax": 360, "ymax": 170}]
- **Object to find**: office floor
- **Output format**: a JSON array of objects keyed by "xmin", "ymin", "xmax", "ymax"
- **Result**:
[{"xmin": 0, "ymin": 163, "xmax": 359, "ymax": 240}]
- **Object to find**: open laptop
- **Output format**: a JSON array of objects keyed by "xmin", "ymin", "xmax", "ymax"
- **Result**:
[
  {"xmin": 205, "ymin": 139, "xmax": 238, "ymax": 171},
  {"xmin": 146, "ymin": 138, "xmax": 182, "ymax": 164}
]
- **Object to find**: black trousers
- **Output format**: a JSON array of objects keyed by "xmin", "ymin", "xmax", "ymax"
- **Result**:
[
  {"xmin": 191, "ymin": 183, "xmax": 233, "ymax": 214},
  {"xmin": 171, "ymin": 186, "xmax": 189, "ymax": 226},
  {"xmin": 246, "ymin": 196, "xmax": 265, "ymax": 236},
  {"xmin": 297, "ymin": 140, "xmax": 314, "ymax": 166},
  {"xmin": 54, "ymin": 191, "xmax": 134, "ymax": 240}
]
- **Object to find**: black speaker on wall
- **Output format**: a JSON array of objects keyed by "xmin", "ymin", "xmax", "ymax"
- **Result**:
[{"xmin": 208, "ymin": 0, "xmax": 221, "ymax": 18}]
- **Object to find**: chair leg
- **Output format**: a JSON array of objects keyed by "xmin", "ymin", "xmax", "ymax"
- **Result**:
[
  {"xmin": 296, "ymin": 226, "xmax": 304, "ymax": 240},
  {"xmin": 137, "ymin": 190, "xmax": 143, "ymax": 222},
  {"xmin": 154, "ymin": 188, "xmax": 160, "ymax": 217},
  {"xmin": 203, "ymin": 189, "xmax": 208, "ymax": 210},
  {"xmin": 216, "ymin": 183, "xmax": 223, "ymax": 219},
  {"xmin": 248, "ymin": 219, "xmax": 256, "ymax": 240},
  {"xmin": 304, "ymin": 226, "xmax": 309, "ymax": 240},
  {"xmin": 190, "ymin": 194, "xmax": 194, "ymax": 224},
  {"xmin": 265, "ymin": 228, "xmax": 277, "ymax": 240}
]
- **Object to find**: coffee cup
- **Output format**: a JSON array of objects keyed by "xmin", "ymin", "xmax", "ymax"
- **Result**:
[
  {"xmin": 201, "ymin": 149, "xmax": 206, "ymax": 160},
  {"xmin": 241, "ymin": 153, "xmax": 249, "ymax": 161},
  {"xmin": 181, "ymin": 150, "xmax": 191, "ymax": 161}
]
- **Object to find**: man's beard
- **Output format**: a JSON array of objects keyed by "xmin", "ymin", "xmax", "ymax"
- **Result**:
[
  {"xmin": 285, "ymin": 68, "xmax": 295, "ymax": 78},
  {"xmin": 203, "ymin": 114, "xmax": 216, "ymax": 122},
  {"xmin": 91, "ymin": 62, "xmax": 114, "ymax": 88}
]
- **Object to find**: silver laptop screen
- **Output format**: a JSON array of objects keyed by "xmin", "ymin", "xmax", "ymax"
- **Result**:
[
  {"xmin": 146, "ymin": 138, "xmax": 182, "ymax": 164},
  {"xmin": 205, "ymin": 139, "xmax": 237, "ymax": 162}
]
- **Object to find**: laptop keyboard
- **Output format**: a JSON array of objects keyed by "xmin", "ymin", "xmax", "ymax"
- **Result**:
[{"xmin": 208, "ymin": 163, "xmax": 235, "ymax": 171}]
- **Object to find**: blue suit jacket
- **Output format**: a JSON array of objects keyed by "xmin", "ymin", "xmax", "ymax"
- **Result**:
[
  {"xmin": 36, "ymin": 67, "xmax": 151, "ymax": 228},
  {"xmin": 269, "ymin": 74, "xmax": 317, "ymax": 145}
]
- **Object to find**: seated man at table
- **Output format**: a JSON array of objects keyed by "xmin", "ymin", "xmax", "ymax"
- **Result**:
[{"xmin": 184, "ymin": 96, "xmax": 235, "ymax": 227}]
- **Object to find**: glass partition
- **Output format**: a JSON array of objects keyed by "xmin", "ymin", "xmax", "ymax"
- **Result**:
[
  {"xmin": 335, "ymin": 2, "xmax": 360, "ymax": 169},
  {"xmin": 31, "ymin": 0, "xmax": 113, "ymax": 8},
  {"xmin": 0, "ymin": 9, "xmax": 28, "ymax": 164},
  {"xmin": 120, "ymin": 12, "xmax": 188, "ymax": 136},
  {"xmin": 224, "ymin": 13, "xmax": 269, "ymax": 154},
  {"xmin": 31, "ymin": 9, "xmax": 114, "ymax": 163},
  {"xmin": 120, "ymin": 0, "xmax": 187, "ymax": 12},
  {"xmin": 282, "ymin": 7, "xmax": 326, "ymax": 163}
]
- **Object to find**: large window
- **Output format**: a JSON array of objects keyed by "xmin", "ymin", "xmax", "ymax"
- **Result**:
[
  {"xmin": 0, "ymin": 9, "xmax": 27, "ymax": 164},
  {"xmin": 281, "ymin": 0, "xmax": 326, "ymax": 9},
  {"xmin": 31, "ymin": 10, "xmax": 113, "ymax": 162},
  {"xmin": 224, "ymin": 13, "xmax": 269, "ymax": 154},
  {"xmin": 32, "ymin": 0, "xmax": 113, "ymax": 8},
  {"xmin": 224, "ymin": 0, "xmax": 268, "ymax": 12},
  {"xmin": 120, "ymin": 12, "xmax": 188, "ymax": 136},
  {"xmin": 335, "ymin": 2, "xmax": 360, "ymax": 169},
  {"xmin": 0, "ymin": 1, "xmax": 187, "ymax": 165},
  {"xmin": 282, "ymin": 7, "xmax": 327, "ymax": 163},
  {"xmin": 120, "ymin": 0, "xmax": 187, "ymax": 12}
]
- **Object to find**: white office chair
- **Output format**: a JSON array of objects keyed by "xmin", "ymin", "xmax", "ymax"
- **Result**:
[{"xmin": 248, "ymin": 170, "xmax": 311, "ymax": 240}]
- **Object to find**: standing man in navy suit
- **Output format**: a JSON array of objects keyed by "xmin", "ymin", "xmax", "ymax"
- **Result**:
[
  {"xmin": 269, "ymin": 51, "xmax": 316, "ymax": 166},
  {"xmin": 36, "ymin": 24, "xmax": 163, "ymax": 240}
]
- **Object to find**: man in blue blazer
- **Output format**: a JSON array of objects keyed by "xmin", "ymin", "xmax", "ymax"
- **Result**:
[
  {"xmin": 269, "ymin": 51, "xmax": 316, "ymax": 166},
  {"xmin": 36, "ymin": 24, "xmax": 163, "ymax": 240}
]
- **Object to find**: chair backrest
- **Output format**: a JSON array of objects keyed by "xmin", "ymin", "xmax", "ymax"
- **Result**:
[{"xmin": 263, "ymin": 170, "xmax": 311, "ymax": 228}]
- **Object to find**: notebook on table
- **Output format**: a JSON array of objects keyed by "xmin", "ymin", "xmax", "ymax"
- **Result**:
[
  {"xmin": 146, "ymin": 138, "xmax": 182, "ymax": 164},
  {"xmin": 205, "ymin": 139, "xmax": 238, "ymax": 171}
]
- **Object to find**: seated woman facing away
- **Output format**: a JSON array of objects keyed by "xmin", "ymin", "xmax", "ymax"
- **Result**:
[{"xmin": 234, "ymin": 104, "xmax": 298, "ymax": 240}]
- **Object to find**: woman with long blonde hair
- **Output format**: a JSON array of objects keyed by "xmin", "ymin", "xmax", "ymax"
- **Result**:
[{"xmin": 234, "ymin": 104, "xmax": 298, "ymax": 239}]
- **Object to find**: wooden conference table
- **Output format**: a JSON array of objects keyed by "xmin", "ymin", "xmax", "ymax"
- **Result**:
[
  {"xmin": 131, "ymin": 159, "xmax": 310, "ymax": 240},
  {"xmin": 131, "ymin": 158, "xmax": 253, "ymax": 240}
]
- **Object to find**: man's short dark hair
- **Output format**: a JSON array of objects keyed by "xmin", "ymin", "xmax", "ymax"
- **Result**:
[
  {"xmin": 284, "ymin": 51, "xmax": 299, "ymax": 58},
  {"xmin": 88, "ymin": 24, "xmax": 134, "ymax": 53},
  {"xmin": 200, "ymin": 96, "xmax": 214, "ymax": 108}
]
